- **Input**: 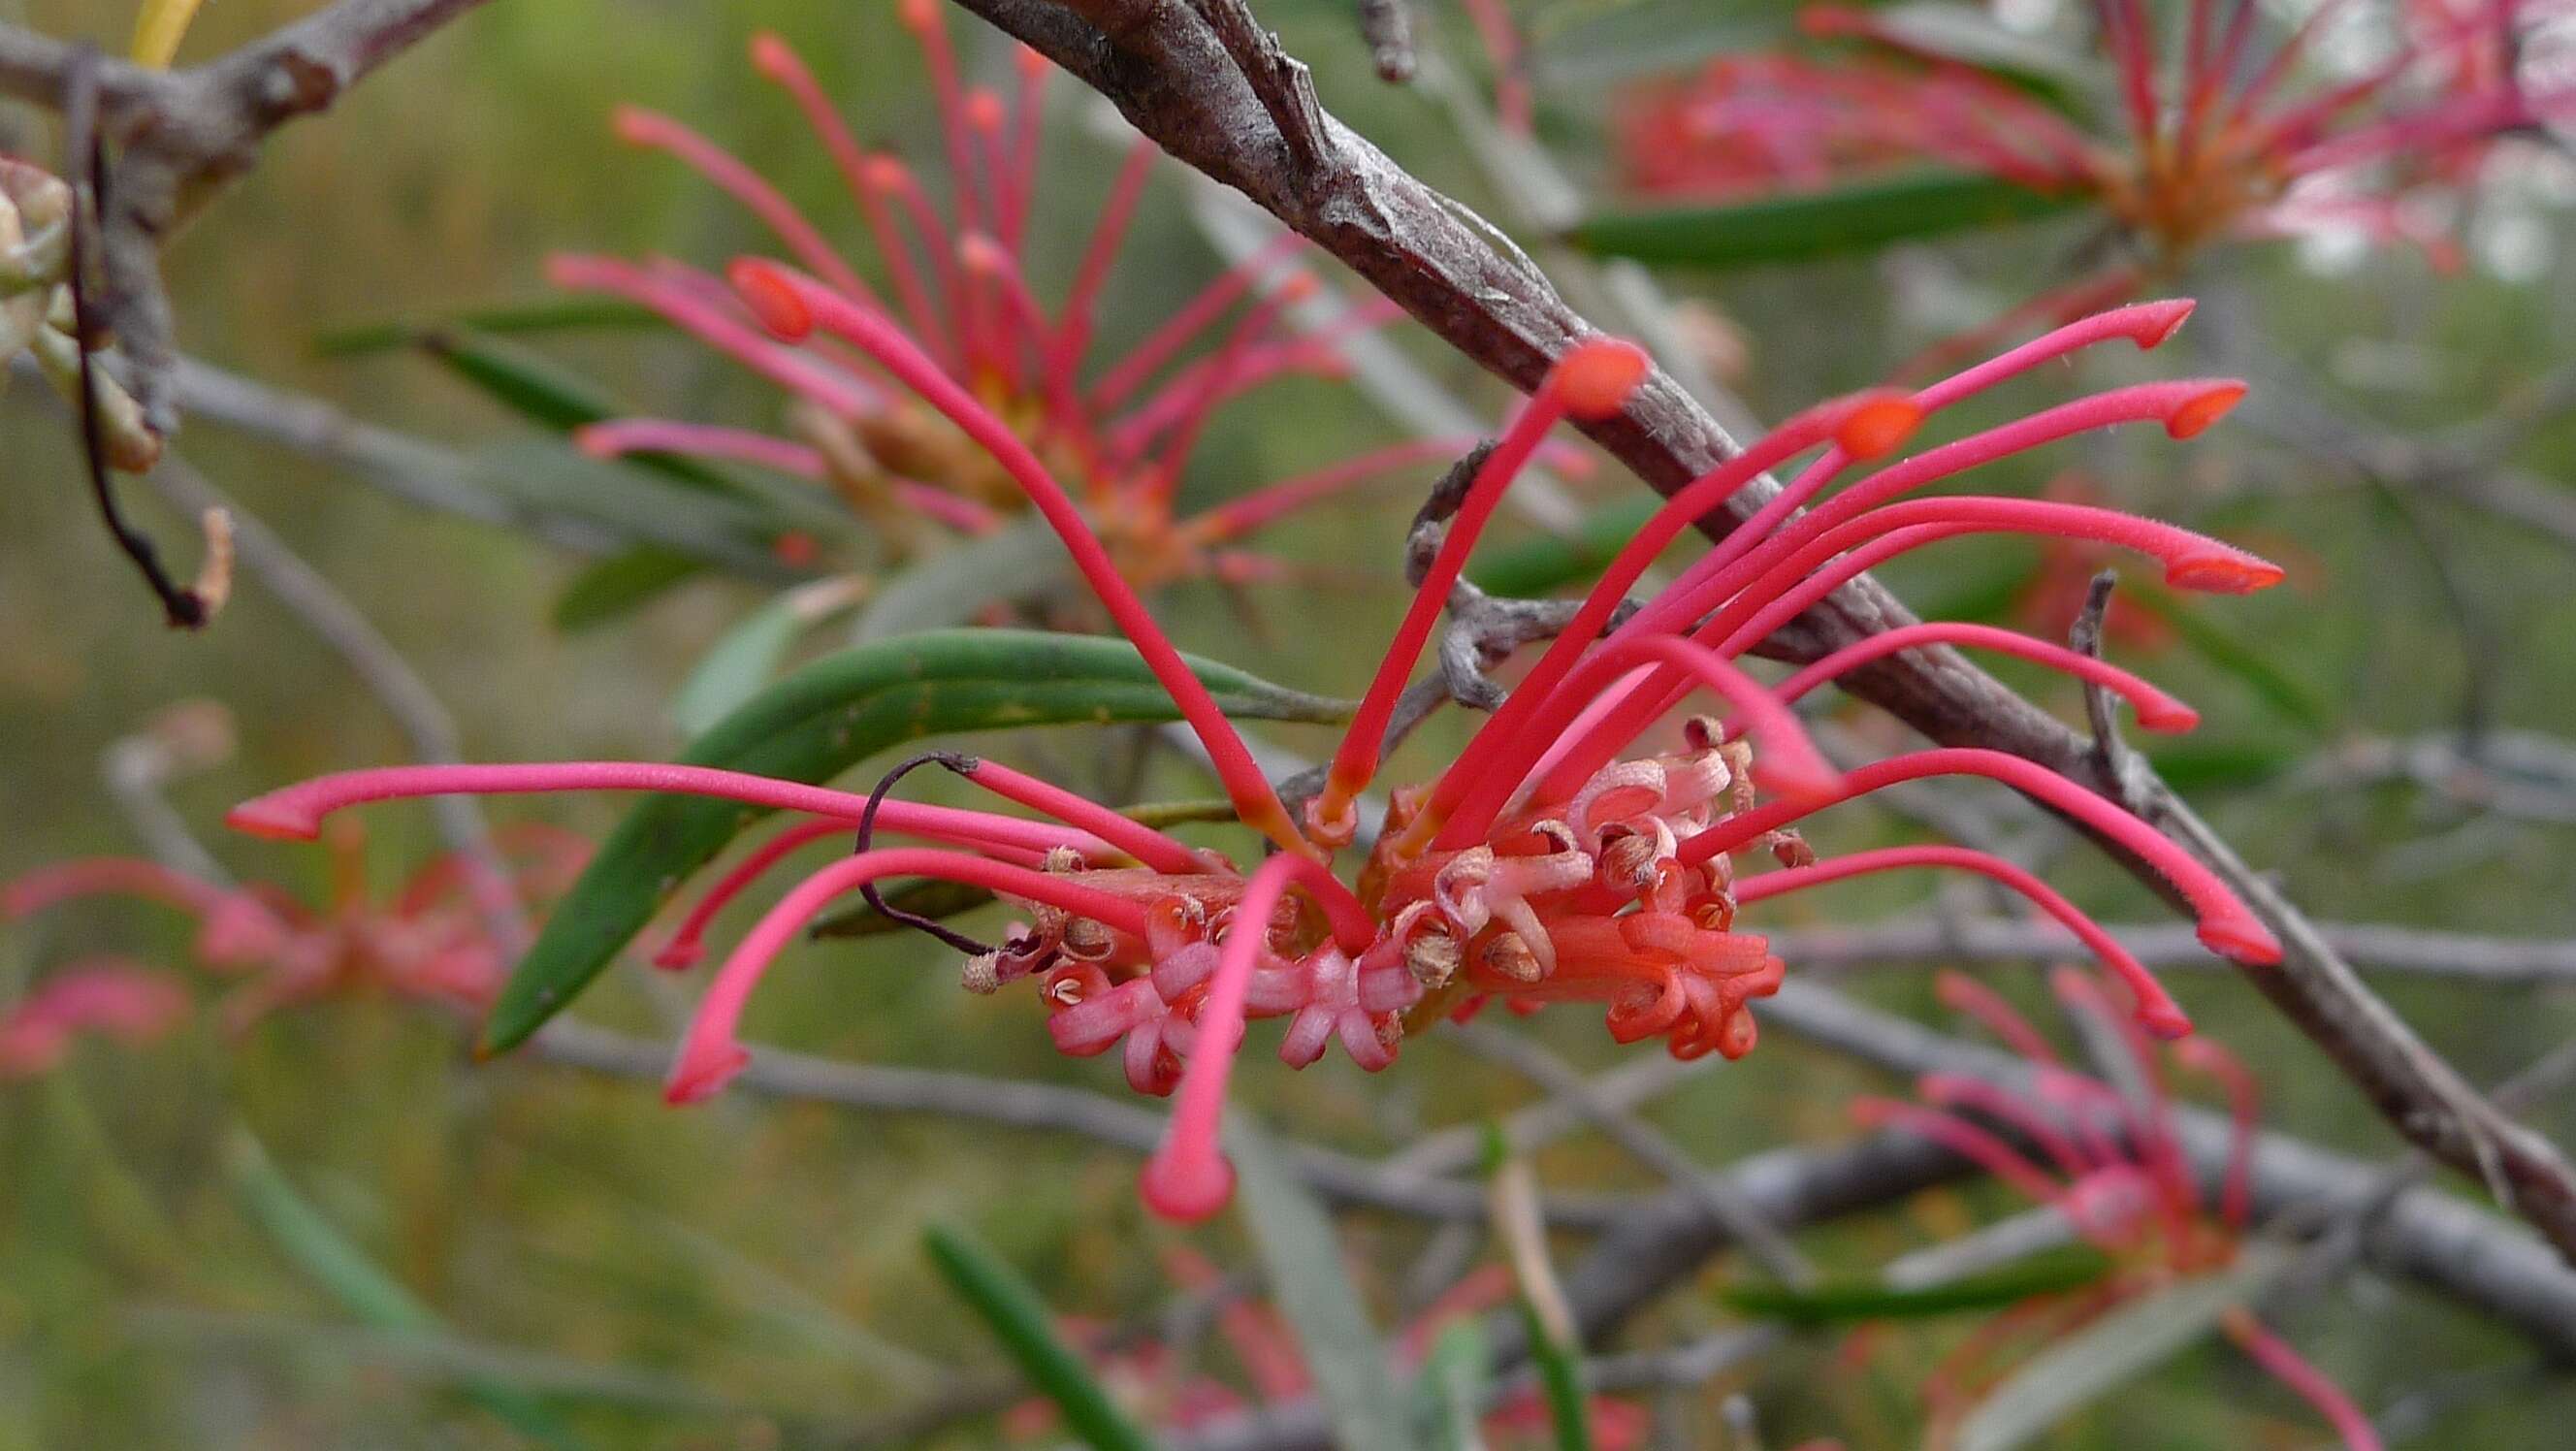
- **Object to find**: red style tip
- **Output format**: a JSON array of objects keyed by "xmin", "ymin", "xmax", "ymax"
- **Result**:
[
  {"xmin": 1139, "ymin": 1150, "xmax": 1238, "ymax": 1222},
  {"xmin": 651, "ymin": 942, "xmax": 705, "ymax": 972},
  {"xmin": 224, "ymin": 796, "xmax": 320, "ymax": 841},
  {"xmin": 1554, "ymin": 339, "xmax": 1652, "ymax": 421},
  {"xmin": 2163, "ymin": 382, "xmax": 2246, "ymax": 439},
  {"xmin": 610, "ymin": 105, "xmax": 665, "ymax": 148},
  {"xmin": 1835, "ymin": 391, "xmax": 1921, "ymax": 461},
  {"xmin": 664, "ymin": 1044, "xmax": 752, "ymax": 1105},
  {"xmin": 859, "ymin": 154, "xmax": 908, "ymax": 194},
  {"xmin": 2136, "ymin": 699, "xmax": 2203, "ymax": 733},
  {"xmin": 957, "ymin": 231, "xmax": 1008, "ymax": 274},
  {"xmin": 2198, "ymin": 914, "xmax": 2284, "ymax": 967},
  {"xmin": 1014, "ymin": 44, "xmax": 1050, "ymax": 78},
  {"xmin": 2139, "ymin": 1001, "xmax": 2195, "ymax": 1041},
  {"xmin": 2164, "ymin": 549, "xmax": 2285, "ymax": 595},
  {"xmin": 570, "ymin": 424, "xmax": 616, "ymax": 460},
  {"xmin": 747, "ymin": 31, "xmax": 796, "ymax": 78},
  {"xmin": 728, "ymin": 259, "xmax": 814, "ymax": 340},
  {"xmin": 897, "ymin": 0, "xmax": 941, "ymax": 32},
  {"xmin": 965, "ymin": 88, "xmax": 1006, "ymax": 133},
  {"xmin": 2127, "ymin": 299, "xmax": 2197, "ymax": 350}
]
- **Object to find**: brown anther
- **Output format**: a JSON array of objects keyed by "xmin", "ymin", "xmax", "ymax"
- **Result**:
[
  {"xmin": 1402, "ymin": 927, "xmax": 1463, "ymax": 989},
  {"xmin": 1060, "ymin": 917, "xmax": 1115, "ymax": 960},
  {"xmin": 1682, "ymin": 715, "xmax": 1725, "ymax": 753},
  {"xmin": 1482, "ymin": 930, "xmax": 1545, "ymax": 984},
  {"xmin": 1597, "ymin": 827, "xmax": 1662, "ymax": 892},
  {"xmin": 1374, "ymin": 1016, "xmax": 1404, "ymax": 1052},
  {"xmin": 1768, "ymin": 829, "xmax": 1817, "ymax": 870},
  {"xmin": 1690, "ymin": 896, "xmax": 1739, "ymax": 933},
  {"xmin": 960, "ymin": 951, "xmax": 1004, "ymax": 994},
  {"xmin": 1043, "ymin": 846, "xmax": 1087, "ymax": 874}
]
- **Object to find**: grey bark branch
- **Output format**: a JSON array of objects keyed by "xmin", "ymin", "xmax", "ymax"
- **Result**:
[
  {"xmin": 1, "ymin": 0, "xmax": 498, "ymax": 434},
  {"xmin": 946, "ymin": 0, "xmax": 2576, "ymax": 1260}
]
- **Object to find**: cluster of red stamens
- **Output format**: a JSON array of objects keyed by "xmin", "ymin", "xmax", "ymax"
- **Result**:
[
  {"xmin": 554, "ymin": 16, "xmax": 1522, "ymax": 595},
  {"xmin": 227, "ymin": 279, "xmax": 2287, "ymax": 1223}
]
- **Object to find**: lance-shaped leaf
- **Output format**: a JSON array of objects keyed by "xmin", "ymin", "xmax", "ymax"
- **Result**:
[
  {"xmin": 1570, "ymin": 171, "xmax": 2085, "ymax": 271},
  {"xmin": 921, "ymin": 1224, "xmax": 1155, "ymax": 1451},
  {"xmin": 483, "ymin": 629, "xmax": 1346, "ymax": 1051},
  {"xmin": 1954, "ymin": 1247, "xmax": 2286, "ymax": 1451},
  {"xmin": 315, "ymin": 298, "xmax": 661, "ymax": 357},
  {"xmin": 554, "ymin": 546, "xmax": 707, "ymax": 632},
  {"xmin": 1720, "ymin": 1243, "xmax": 2113, "ymax": 1326},
  {"xmin": 668, "ymin": 578, "xmax": 872, "ymax": 736}
]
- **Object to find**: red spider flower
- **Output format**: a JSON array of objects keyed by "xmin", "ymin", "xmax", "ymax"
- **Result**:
[
  {"xmin": 0, "ymin": 962, "xmax": 189, "ymax": 1080},
  {"xmin": 2, "ymin": 823, "xmax": 586, "ymax": 1031},
  {"xmin": 1007, "ymin": 1251, "xmax": 1646, "ymax": 1444},
  {"xmin": 228, "ymin": 291, "xmax": 2285, "ymax": 1224},
  {"xmin": 1855, "ymin": 967, "xmax": 2380, "ymax": 1449},
  {"xmin": 552, "ymin": 18, "xmax": 1551, "ymax": 599},
  {"xmin": 1621, "ymin": 2, "xmax": 2574, "ymax": 282}
]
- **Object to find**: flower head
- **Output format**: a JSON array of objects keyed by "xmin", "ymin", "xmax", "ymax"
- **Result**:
[
  {"xmin": 556, "ymin": 29, "xmax": 1513, "ymax": 602},
  {"xmin": 1853, "ymin": 967, "xmax": 2379, "ymax": 1449},
  {"xmin": 1621, "ymin": 2, "xmax": 2575, "ymax": 274},
  {"xmin": 3, "ymin": 824, "xmax": 585, "ymax": 1031},
  {"xmin": 230, "ymin": 300, "xmax": 2285, "ymax": 1224}
]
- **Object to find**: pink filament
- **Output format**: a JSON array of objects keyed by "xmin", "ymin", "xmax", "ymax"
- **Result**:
[
  {"xmin": 1918, "ymin": 1072, "xmax": 2100, "ymax": 1184},
  {"xmin": 959, "ymin": 758, "xmax": 1208, "ymax": 877},
  {"xmin": 1774, "ymin": 622, "xmax": 2198, "ymax": 731},
  {"xmin": 668, "ymin": 848, "xmax": 1153, "ymax": 1103},
  {"xmin": 1736, "ymin": 844, "xmax": 2189, "ymax": 1037},
  {"xmin": 548, "ymin": 254, "xmax": 883, "ymax": 419},
  {"xmin": 655, "ymin": 818, "xmax": 853, "ymax": 970},
  {"xmin": 1852, "ymin": 1096, "xmax": 2071, "ymax": 1207},
  {"xmin": 729, "ymin": 261, "xmax": 1311, "ymax": 856},
  {"xmin": 1052, "ymin": 138, "xmax": 1160, "ymax": 382},
  {"xmin": 574, "ymin": 420, "xmax": 1003, "ymax": 534},
  {"xmin": 614, "ymin": 107, "xmax": 877, "ymax": 308},
  {"xmin": 1088, "ymin": 232, "xmax": 1304, "ymax": 411},
  {"xmin": 2174, "ymin": 1035, "xmax": 2262, "ymax": 1231},
  {"xmin": 1680, "ymin": 748, "xmax": 2280, "ymax": 966},
  {"xmin": 4, "ymin": 857, "xmax": 234, "ymax": 919},
  {"xmin": 226, "ymin": 761, "xmax": 1108, "ymax": 860},
  {"xmin": 2218, "ymin": 1310, "xmax": 2385, "ymax": 1451},
  {"xmin": 1934, "ymin": 970, "xmax": 2065, "ymax": 1069}
]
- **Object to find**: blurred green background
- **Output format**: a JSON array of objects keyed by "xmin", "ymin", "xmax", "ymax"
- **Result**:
[{"xmin": 5, "ymin": 0, "xmax": 2575, "ymax": 1444}]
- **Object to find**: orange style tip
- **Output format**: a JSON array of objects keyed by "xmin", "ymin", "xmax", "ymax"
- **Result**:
[
  {"xmin": 1555, "ymin": 338, "xmax": 1652, "ymax": 421},
  {"xmin": 728, "ymin": 260, "xmax": 815, "ymax": 339},
  {"xmin": 2163, "ymin": 382, "xmax": 2245, "ymax": 439},
  {"xmin": 1847, "ymin": 1098, "xmax": 1896, "ymax": 1127},
  {"xmin": 897, "ymin": 0, "xmax": 941, "ymax": 32},
  {"xmin": 1277, "ymin": 273, "xmax": 1322, "ymax": 303},
  {"xmin": 1836, "ymin": 392, "xmax": 1920, "ymax": 461},
  {"xmin": 1139, "ymin": 1151, "xmax": 1237, "ymax": 1223},
  {"xmin": 2137, "ymin": 1002, "xmax": 2195, "ymax": 1041},
  {"xmin": 650, "ymin": 944, "xmax": 703, "ymax": 971},
  {"xmin": 663, "ymin": 1046, "xmax": 750, "ymax": 1105},
  {"xmin": 1014, "ymin": 44, "xmax": 1051, "ymax": 77},
  {"xmin": 569, "ymin": 425, "xmax": 615, "ymax": 459},
  {"xmin": 2198, "ymin": 916, "xmax": 2282, "ymax": 967},
  {"xmin": 747, "ymin": 31, "xmax": 796, "ymax": 77},
  {"xmin": 2164, "ymin": 551, "xmax": 2284, "ymax": 595},
  {"xmin": 859, "ymin": 155, "xmax": 908, "ymax": 193},
  {"xmin": 2129, "ymin": 299, "xmax": 2197, "ymax": 349},
  {"xmin": 223, "ymin": 800, "xmax": 319, "ymax": 841},
  {"xmin": 965, "ymin": 88, "xmax": 1006, "ymax": 132}
]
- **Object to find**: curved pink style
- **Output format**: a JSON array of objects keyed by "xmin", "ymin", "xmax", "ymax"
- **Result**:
[
  {"xmin": 669, "ymin": 848, "xmax": 1153, "ymax": 1104},
  {"xmin": 1772, "ymin": 622, "xmax": 2199, "ymax": 732}
]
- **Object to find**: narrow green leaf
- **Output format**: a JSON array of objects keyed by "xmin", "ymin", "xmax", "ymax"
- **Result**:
[
  {"xmin": 2141, "ymin": 740, "xmax": 2303, "ymax": 792},
  {"xmin": 1415, "ymin": 1319, "xmax": 1494, "ymax": 1451},
  {"xmin": 1468, "ymin": 498, "xmax": 1658, "ymax": 598},
  {"xmin": 483, "ymin": 630, "xmax": 1346, "ymax": 1051},
  {"xmin": 223, "ymin": 1130, "xmax": 586, "ymax": 1448},
  {"xmin": 420, "ymin": 329, "xmax": 741, "ymax": 499},
  {"xmin": 1520, "ymin": 1301, "xmax": 1594, "ymax": 1451},
  {"xmin": 1570, "ymin": 171, "xmax": 2086, "ymax": 271},
  {"xmin": 1720, "ymin": 1243, "xmax": 2114, "ymax": 1326},
  {"xmin": 920, "ymin": 1224, "xmax": 1154, "ymax": 1451},
  {"xmin": 1229, "ymin": 1114, "xmax": 1412, "ymax": 1451},
  {"xmin": 314, "ymin": 298, "xmax": 661, "ymax": 357},
  {"xmin": 1953, "ymin": 1248, "xmax": 2284, "ymax": 1451},
  {"xmin": 554, "ymin": 547, "xmax": 706, "ymax": 632}
]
